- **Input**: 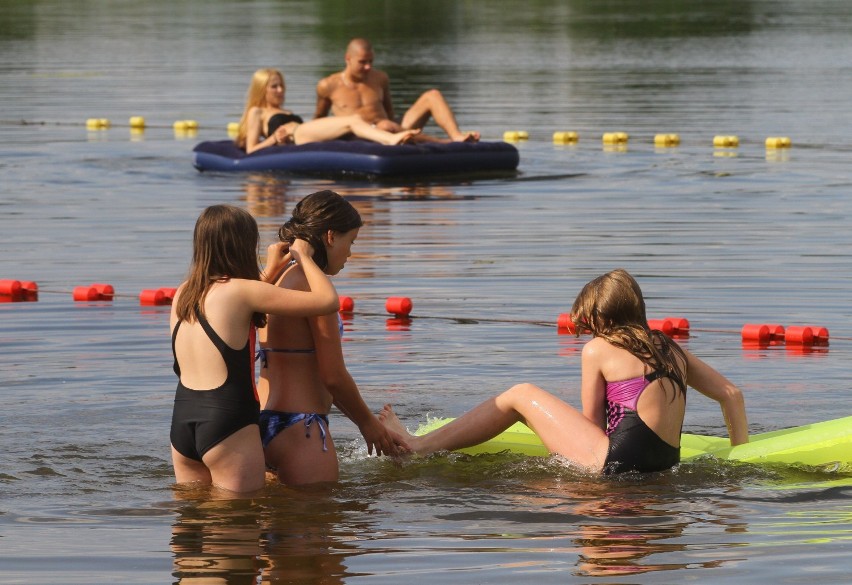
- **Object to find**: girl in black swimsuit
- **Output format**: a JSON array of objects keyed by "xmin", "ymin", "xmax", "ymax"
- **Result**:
[{"xmin": 168, "ymin": 205, "xmax": 339, "ymax": 493}]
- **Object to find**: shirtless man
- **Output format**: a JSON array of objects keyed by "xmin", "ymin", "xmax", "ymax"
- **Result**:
[{"xmin": 314, "ymin": 38, "xmax": 480, "ymax": 143}]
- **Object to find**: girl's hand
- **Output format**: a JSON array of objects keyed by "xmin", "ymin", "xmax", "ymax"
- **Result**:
[
  {"xmin": 360, "ymin": 418, "xmax": 409, "ymax": 457},
  {"xmin": 263, "ymin": 242, "xmax": 291, "ymax": 283},
  {"xmin": 273, "ymin": 126, "xmax": 290, "ymax": 145},
  {"xmin": 289, "ymin": 239, "xmax": 314, "ymax": 264}
]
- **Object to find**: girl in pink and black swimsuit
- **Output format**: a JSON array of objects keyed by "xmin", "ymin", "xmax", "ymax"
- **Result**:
[{"xmin": 379, "ymin": 269, "xmax": 749, "ymax": 475}]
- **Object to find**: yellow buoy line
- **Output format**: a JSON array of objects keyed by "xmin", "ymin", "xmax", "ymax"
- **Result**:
[
  {"xmin": 505, "ymin": 129, "xmax": 794, "ymax": 150},
  {"xmin": 1, "ymin": 117, "xmax": 795, "ymax": 149},
  {"xmin": 85, "ymin": 117, "xmax": 205, "ymax": 131}
]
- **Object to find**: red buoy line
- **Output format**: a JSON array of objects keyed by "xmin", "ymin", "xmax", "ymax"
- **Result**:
[
  {"xmin": 2, "ymin": 282, "xmax": 842, "ymax": 346},
  {"xmin": 0, "ymin": 280, "xmax": 178, "ymax": 306}
]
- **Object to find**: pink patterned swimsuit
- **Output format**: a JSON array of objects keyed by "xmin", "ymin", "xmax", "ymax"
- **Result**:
[{"xmin": 603, "ymin": 370, "xmax": 682, "ymax": 474}]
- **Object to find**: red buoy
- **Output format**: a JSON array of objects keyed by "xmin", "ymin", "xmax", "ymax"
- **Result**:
[
  {"xmin": 765, "ymin": 324, "xmax": 785, "ymax": 341},
  {"xmin": 741, "ymin": 323, "xmax": 770, "ymax": 342},
  {"xmin": 91, "ymin": 283, "xmax": 115, "ymax": 301},
  {"xmin": 805, "ymin": 325, "xmax": 829, "ymax": 343},
  {"xmin": 785, "ymin": 326, "xmax": 814, "ymax": 345},
  {"xmin": 73, "ymin": 286, "xmax": 100, "ymax": 301},
  {"xmin": 158, "ymin": 287, "xmax": 178, "ymax": 301},
  {"xmin": 385, "ymin": 296, "xmax": 413, "ymax": 316},
  {"xmin": 556, "ymin": 313, "xmax": 576, "ymax": 333},
  {"xmin": 664, "ymin": 316, "xmax": 690, "ymax": 334},
  {"xmin": 139, "ymin": 289, "xmax": 167, "ymax": 306},
  {"xmin": 339, "ymin": 295, "xmax": 355, "ymax": 312},
  {"xmin": 647, "ymin": 319, "xmax": 675, "ymax": 335},
  {"xmin": 0, "ymin": 279, "xmax": 22, "ymax": 297}
]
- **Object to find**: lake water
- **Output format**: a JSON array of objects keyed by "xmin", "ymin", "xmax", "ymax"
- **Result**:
[{"xmin": 1, "ymin": 1, "xmax": 851, "ymax": 583}]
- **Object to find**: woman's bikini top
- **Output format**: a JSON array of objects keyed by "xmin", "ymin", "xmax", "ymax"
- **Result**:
[
  {"xmin": 267, "ymin": 112, "xmax": 304, "ymax": 140},
  {"xmin": 256, "ymin": 314, "xmax": 345, "ymax": 368}
]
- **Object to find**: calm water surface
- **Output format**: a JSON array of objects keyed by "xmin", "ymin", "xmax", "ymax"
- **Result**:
[{"xmin": 1, "ymin": 1, "xmax": 851, "ymax": 583}]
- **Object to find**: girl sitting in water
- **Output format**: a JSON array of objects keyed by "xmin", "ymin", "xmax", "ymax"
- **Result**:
[
  {"xmin": 380, "ymin": 269, "xmax": 749, "ymax": 474},
  {"xmin": 256, "ymin": 190, "xmax": 408, "ymax": 485},
  {"xmin": 235, "ymin": 68, "xmax": 419, "ymax": 154}
]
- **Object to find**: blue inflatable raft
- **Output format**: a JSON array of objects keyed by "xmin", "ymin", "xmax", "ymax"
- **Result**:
[{"xmin": 192, "ymin": 139, "xmax": 520, "ymax": 177}]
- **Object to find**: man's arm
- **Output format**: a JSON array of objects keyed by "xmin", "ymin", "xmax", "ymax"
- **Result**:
[
  {"xmin": 379, "ymin": 72, "xmax": 395, "ymax": 122},
  {"xmin": 314, "ymin": 77, "xmax": 333, "ymax": 119}
]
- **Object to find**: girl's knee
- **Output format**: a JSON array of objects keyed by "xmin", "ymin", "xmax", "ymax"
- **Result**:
[
  {"xmin": 506, "ymin": 382, "xmax": 541, "ymax": 395},
  {"xmin": 500, "ymin": 382, "xmax": 543, "ymax": 406}
]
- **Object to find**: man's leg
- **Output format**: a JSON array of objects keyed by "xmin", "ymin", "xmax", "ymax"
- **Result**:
[{"xmin": 400, "ymin": 89, "xmax": 479, "ymax": 142}]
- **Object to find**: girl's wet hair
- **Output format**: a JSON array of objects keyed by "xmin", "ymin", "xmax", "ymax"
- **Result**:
[
  {"xmin": 278, "ymin": 190, "xmax": 363, "ymax": 271},
  {"xmin": 176, "ymin": 204, "xmax": 265, "ymax": 327},
  {"xmin": 571, "ymin": 269, "xmax": 686, "ymax": 396}
]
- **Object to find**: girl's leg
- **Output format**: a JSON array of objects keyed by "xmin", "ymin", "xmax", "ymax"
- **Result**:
[
  {"xmin": 201, "ymin": 424, "xmax": 267, "ymax": 493},
  {"xmin": 291, "ymin": 116, "xmax": 353, "ymax": 143},
  {"xmin": 381, "ymin": 383, "xmax": 609, "ymax": 470},
  {"xmin": 264, "ymin": 420, "xmax": 339, "ymax": 486},
  {"xmin": 293, "ymin": 115, "xmax": 416, "ymax": 145},
  {"xmin": 172, "ymin": 446, "xmax": 212, "ymax": 485}
]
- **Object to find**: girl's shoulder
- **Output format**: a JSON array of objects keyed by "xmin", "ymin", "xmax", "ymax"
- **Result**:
[
  {"xmin": 279, "ymin": 263, "xmax": 309, "ymax": 291},
  {"xmin": 581, "ymin": 336, "xmax": 618, "ymax": 361}
]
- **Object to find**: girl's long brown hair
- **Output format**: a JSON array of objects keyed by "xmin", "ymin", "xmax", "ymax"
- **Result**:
[
  {"xmin": 571, "ymin": 269, "xmax": 687, "ymax": 396},
  {"xmin": 175, "ymin": 205, "xmax": 266, "ymax": 327}
]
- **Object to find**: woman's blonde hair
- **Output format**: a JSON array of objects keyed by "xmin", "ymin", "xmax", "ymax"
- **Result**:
[
  {"xmin": 571, "ymin": 269, "xmax": 686, "ymax": 395},
  {"xmin": 235, "ymin": 68, "xmax": 283, "ymax": 148}
]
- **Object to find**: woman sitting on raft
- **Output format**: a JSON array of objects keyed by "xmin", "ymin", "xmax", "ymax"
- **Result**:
[
  {"xmin": 380, "ymin": 269, "xmax": 749, "ymax": 475},
  {"xmin": 235, "ymin": 68, "xmax": 419, "ymax": 154}
]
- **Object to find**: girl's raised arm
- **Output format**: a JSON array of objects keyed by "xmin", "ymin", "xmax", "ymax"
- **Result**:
[{"xmin": 247, "ymin": 239, "xmax": 338, "ymax": 317}]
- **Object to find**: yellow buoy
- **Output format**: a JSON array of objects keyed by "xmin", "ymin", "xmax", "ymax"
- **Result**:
[
  {"xmin": 553, "ymin": 131, "xmax": 579, "ymax": 144},
  {"xmin": 516, "ymin": 130, "xmax": 529, "ymax": 140},
  {"xmin": 503, "ymin": 131, "xmax": 520, "ymax": 142},
  {"xmin": 86, "ymin": 118, "xmax": 110, "ymax": 130},
  {"xmin": 713, "ymin": 135, "xmax": 739, "ymax": 148},
  {"xmin": 227, "ymin": 122, "xmax": 240, "ymax": 135},
  {"xmin": 765, "ymin": 136, "xmax": 792, "ymax": 148},
  {"xmin": 602, "ymin": 132, "xmax": 629, "ymax": 144},
  {"xmin": 184, "ymin": 120, "xmax": 199, "ymax": 130},
  {"xmin": 654, "ymin": 134, "xmax": 680, "ymax": 147},
  {"xmin": 128, "ymin": 116, "xmax": 146, "ymax": 129},
  {"xmin": 173, "ymin": 120, "xmax": 189, "ymax": 131}
]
